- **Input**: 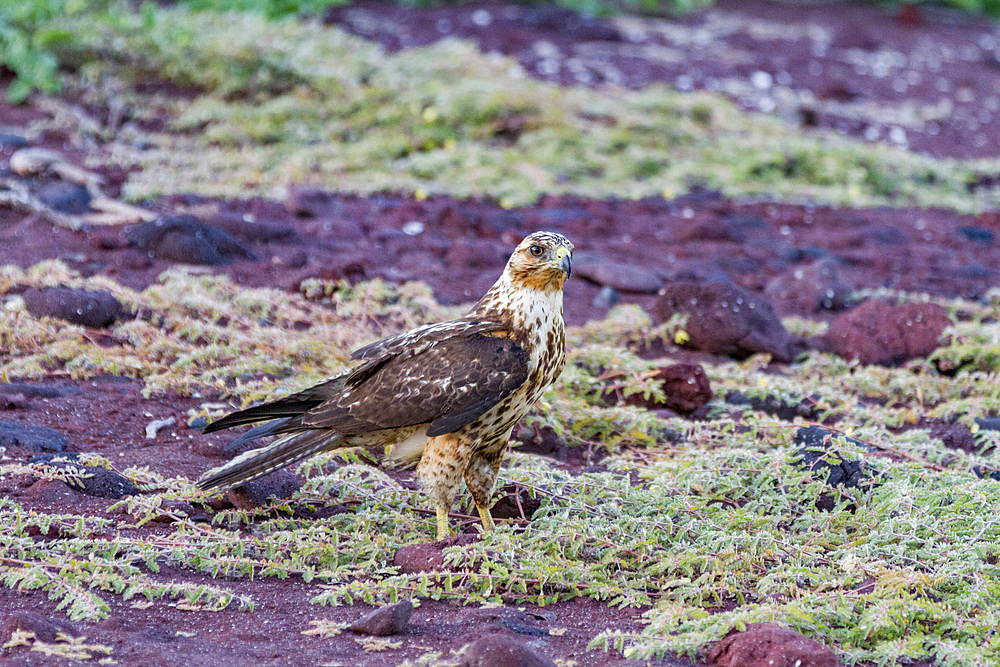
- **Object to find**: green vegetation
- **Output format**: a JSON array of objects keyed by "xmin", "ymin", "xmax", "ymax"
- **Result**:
[
  {"xmin": 3, "ymin": 265, "xmax": 1000, "ymax": 664},
  {"xmin": 927, "ymin": 0, "xmax": 1000, "ymax": 18},
  {"xmin": 1, "ymin": 1, "xmax": 996, "ymax": 209},
  {"xmin": 4, "ymin": 1, "xmax": 1000, "ymax": 663},
  {"xmin": 0, "ymin": 0, "xmax": 709, "ymax": 103}
]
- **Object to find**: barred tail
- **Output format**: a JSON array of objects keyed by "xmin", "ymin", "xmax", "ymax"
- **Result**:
[{"xmin": 197, "ymin": 430, "xmax": 345, "ymax": 493}]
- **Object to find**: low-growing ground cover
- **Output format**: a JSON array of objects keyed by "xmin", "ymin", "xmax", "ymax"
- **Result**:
[
  {"xmin": 3, "ymin": 262, "xmax": 1000, "ymax": 665},
  {"xmin": 3, "ymin": 0, "xmax": 1000, "ymax": 665}
]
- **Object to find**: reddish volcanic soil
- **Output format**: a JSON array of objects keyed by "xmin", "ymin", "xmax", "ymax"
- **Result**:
[
  {"xmin": 2, "ymin": 1, "xmax": 999, "ymax": 665},
  {"xmin": 3, "ymin": 189, "xmax": 999, "ymax": 327}
]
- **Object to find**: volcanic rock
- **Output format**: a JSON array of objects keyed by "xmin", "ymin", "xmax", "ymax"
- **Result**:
[
  {"xmin": 653, "ymin": 281, "xmax": 791, "ymax": 361},
  {"xmin": 764, "ymin": 258, "xmax": 852, "ymax": 314},
  {"xmin": 349, "ymin": 600, "xmax": 413, "ymax": 636},
  {"xmin": 0, "ymin": 420, "xmax": 69, "ymax": 452},
  {"xmin": 126, "ymin": 215, "xmax": 254, "ymax": 265},
  {"xmin": 461, "ymin": 632, "xmax": 556, "ymax": 667},
  {"xmin": 224, "ymin": 470, "xmax": 300, "ymax": 509},
  {"xmin": 826, "ymin": 300, "xmax": 951, "ymax": 365},
  {"xmin": 1, "ymin": 611, "xmax": 77, "ymax": 644},
  {"xmin": 23, "ymin": 286, "xmax": 124, "ymax": 328},
  {"xmin": 708, "ymin": 623, "xmax": 837, "ymax": 667},
  {"xmin": 573, "ymin": 252, "xmax": 662, "ymax": 293}
]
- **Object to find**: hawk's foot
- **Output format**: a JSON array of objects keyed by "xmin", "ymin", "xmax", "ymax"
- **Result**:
[
  {"xmin": 476, "ymin": 503, "xmax": 495, "ymax": 532},
  {"xmin": 436, "ymin": 504, "xmax": 451, "ymax": 541}
]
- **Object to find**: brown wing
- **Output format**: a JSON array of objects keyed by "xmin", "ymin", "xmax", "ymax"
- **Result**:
[
  {"xmin": 203, "ymin": 318, "xmax": 501, "ymax": 435},
  {"xmin": 303, "ymin": 332, "xmax": 528, "ymax": 437},
  {"xmin": 349, "ymin": 318, "xmax": 500, "ymax": 363}
]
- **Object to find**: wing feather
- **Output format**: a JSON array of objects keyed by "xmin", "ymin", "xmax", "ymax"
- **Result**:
[
  {"xmin": 304, "ymin": 332, "xmax": 527, "ymax": 436},
  {"xmin": 350, "ymin": 318, "xmax": 500, "ymax": 362},
  {"xmin": 203, "ymin": 318, "xmax": 524, "ymax": 441}
]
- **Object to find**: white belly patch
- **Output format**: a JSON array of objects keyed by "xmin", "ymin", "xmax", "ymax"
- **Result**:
[{"xmin": 384, "ymin": 426, "xmax": 430, "ymax": 467}]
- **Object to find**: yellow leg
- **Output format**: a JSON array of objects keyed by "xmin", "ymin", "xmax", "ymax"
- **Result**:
[
  {"xmin": 477, "ymin": 503, "xmax": 495, "ymax": 532},
  {"xmin": 436, "ymin": 504, "xmax": 450, "ymax": 541}
]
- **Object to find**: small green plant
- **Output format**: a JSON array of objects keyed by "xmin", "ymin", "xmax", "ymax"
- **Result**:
[{"xmin": 0, "ymin": 0, "xmax": 112, "ymax": 101}]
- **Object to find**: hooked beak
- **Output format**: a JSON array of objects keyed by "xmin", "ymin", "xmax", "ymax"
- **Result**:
[{"xmin": 557, "ymin": 248, "xmax": 572, "ymax": 278}]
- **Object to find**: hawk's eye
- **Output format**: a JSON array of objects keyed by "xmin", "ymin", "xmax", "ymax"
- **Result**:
[{"xmin": 528, "ymin": 244, "xmax": 544, "ymax": 257}]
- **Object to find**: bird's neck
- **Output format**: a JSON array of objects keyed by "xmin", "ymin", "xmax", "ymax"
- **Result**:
[{"xmin": 469, "ymin": 273, "xmax": 565, "ymax": 341}]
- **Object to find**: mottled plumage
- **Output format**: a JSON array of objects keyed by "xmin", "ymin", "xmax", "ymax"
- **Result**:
[{"xmin": 198, "ymin": 231, "xmax": 573, "ymax": 539}]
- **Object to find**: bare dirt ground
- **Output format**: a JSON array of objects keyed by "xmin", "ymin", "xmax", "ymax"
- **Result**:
[{"xmin": 1, "ymin": 1, "xmax": 999, "ymax": 665}]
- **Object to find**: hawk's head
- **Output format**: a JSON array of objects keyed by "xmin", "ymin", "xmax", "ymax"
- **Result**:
[{"xmin": 506, "ymin": 231, "xmax": 574, "ymax": 292}]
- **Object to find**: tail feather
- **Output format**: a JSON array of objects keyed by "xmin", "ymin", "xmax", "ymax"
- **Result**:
[
  {"xmin": 201, "ymin": 372, "xmax": 353, "ymax": 435},
  {"xmin": 198, "ymin": 429, "xmax": 344, "ymax": 493},
  {"xmin": 201, "ymin": 401, "xmax": 321, "ymax": 434},
  {"xmin": 225, "ymin": 417, "xmax": 295, "ymax": 452}
]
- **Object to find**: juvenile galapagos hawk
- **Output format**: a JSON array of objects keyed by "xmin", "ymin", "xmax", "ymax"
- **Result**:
[{"xmin": 198, "ymin": 231, "xmax": 573, "ymax": 539}]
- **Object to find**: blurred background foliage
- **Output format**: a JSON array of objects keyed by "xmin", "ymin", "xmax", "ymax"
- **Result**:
[{"xmin": 2, "ymin": 0, "xmax": 998, "ymax": 103}]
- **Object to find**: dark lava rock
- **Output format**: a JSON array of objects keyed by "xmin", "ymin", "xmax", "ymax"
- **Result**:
[
  {"xmin": 35, "ymin": 180, "xmax": 92, "ymax": 214},
  {"xmin": 349, "ymin": 600, "xmax": 413, "ymax": 636},
  {"xmin": 726, "ymin": 392, "xmax": 822, "ymax": 421},
  {"xmin": 0, "ymin": 382, "xmax": 70, "ymax": 398},
  {"xmin": 973, "ymin": 465, "xmax": 1000, "ymax": 481},
  {"xmin": 521, "ymin": 3, "xmax": 622, "ymax": 40},
  {"xmin": 652, "ymin": 364, "xmax": 713, "ymax": 414},
  {"xmin": 23, "ymin": 286, "xmax": 124, "ymax": 328},
  {"xmin": 592, "ymin": 285, "xmax": 619, "ymax": 309},
  {"xmin": 0, "ymin": 393, "xmax": 26, "ymax": 410},
  {"xmin": 953, "ymin": 263, "xmax": 994, "ymax": 280},
  {"xmin": 678, "ymin": 218, "xmax": 735, "ymax": 243},
  {"xmin": 446, "ymin": 238, "xmax": 509, "ymax": 271},
  {"xmin": 722, "ymin": 213, "xmax": 768, "ymax": 241},
  {"xmin": 0, "ymin": 133, "xmax": 29, "ymax": 149},
  {"xmin": 493, "ymin": 610, "xmax": 550, "ymax": 637},
  {"xmin": 864, "ymin": 224, "xmax": 907, "ymax": 245},
  {"xmin": 284, "ymin": 186, "xmax": 335, "ymax": 217},
  {"xmin": 31, "ymin": 454, "xmax": 137, "ymax": 499},
  {"xmin": 975, "ymin": 416, "xmax": 1000, "ymax": 432},
  {"xmin": 792, "ymin": 426, "xmax": 877, "ymax": 498},
  {"xmin": 928, "ymin": 420, "xmax": 978, "ymax": 454},
  {"xmin": 126, "ymin": 215, "xmax": 255, "ymax": 265},
  {"xmin": 0, "ymin": 420, "xmax": 68, "ymax": 452},
  {"xmin": 764, "ymin": 258, "xmax": 852, "ymax": 314},
  {"xmin": 573, "ymin": 252, "xmax": 662, "ymax": 293},
  {"xmin": 489, "ymin": 483, "xmax": 543, "ymax": 521},
  {"xmin": 499, "ymin": 618, "xmax": 548, "ymax": 637},
  {"xmin": 461, "ymin": 632, "xmax": 556, "ymax": 667},
  {"xmin": 707, "ymin": 622, "xmax": 838, "ymax": 667},
  {"xmin": 653, "ymin": 281, "xmax": 791, "ymax": 362},
  {"xmin": 614, "ymin": 364, "xmax": 713, "ymax": 415},
  {"xmin": 224, "ymin": 470, "xmax": 300, "ymax": 509},
  {"xmin": 1, "ymin": 610, "xmax": 77, "ymax": 644},
  {"xmin": 666, "ymin": 260, "xmax": 732, "ymax": 285},
  {"xmin": 826, "ymin": 301, "xmax": 952, "ymax": 366},
  {"xmin": 511, "ymin": 425, "xmax": 579, "ymax": 462},
  {"xmin": 958, "ymin": 225, "xmax": 994, "ymax": 243}
]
